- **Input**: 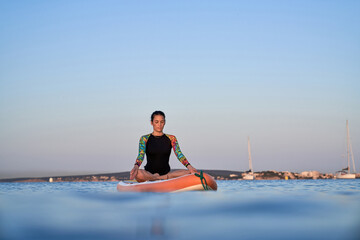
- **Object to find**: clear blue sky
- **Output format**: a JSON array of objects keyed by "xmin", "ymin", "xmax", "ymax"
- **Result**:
[{"xmin": 1, "ymin": 0, "xmax": 359, "ymax": 178}]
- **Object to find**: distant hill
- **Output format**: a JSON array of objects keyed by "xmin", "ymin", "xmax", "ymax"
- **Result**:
[
  {"xmin": 0, "ymin": 169, "xmax": 241, "ymax": 182},
  {"xmin": 0, "ymin": 169, "xmax": 355, "ymax": 182}
]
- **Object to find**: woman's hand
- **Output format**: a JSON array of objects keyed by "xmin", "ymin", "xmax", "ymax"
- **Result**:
[
  {"xmin": 130, "ymin": 165, "xmax": 139, "ymax": 180},
  {"xmin": 187, "ymin": 165, "xmax": 198, "ymax": 174}
]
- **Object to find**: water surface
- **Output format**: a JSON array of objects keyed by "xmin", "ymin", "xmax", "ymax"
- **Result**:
[{"xmin": 1, "ymin": 179, "xmax": 359, "ymax": 240}]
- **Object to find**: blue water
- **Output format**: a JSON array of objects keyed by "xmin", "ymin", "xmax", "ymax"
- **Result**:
[{"xmin": 1, "ymin": 180, "xmax": 359, "ymax": 240}]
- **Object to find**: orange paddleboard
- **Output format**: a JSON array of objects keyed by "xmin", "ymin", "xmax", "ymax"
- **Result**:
[{"xmin": 117, "ymin": 172, "xmax": 217, "ymax": 192}]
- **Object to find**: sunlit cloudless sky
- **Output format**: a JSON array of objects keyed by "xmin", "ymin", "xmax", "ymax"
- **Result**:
[{"xmin": 1, "ymin": 0, "xmax": 359, "ymax": 178}]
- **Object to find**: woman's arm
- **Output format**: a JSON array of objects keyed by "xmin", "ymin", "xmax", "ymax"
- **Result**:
[
  {"xmin": 167, "ymin": 135, "xmax": 197, "ymax": 173},
  {"xmin": 134, "ymin": 134, "xmax": 150, "ymax": 167},
  {"xmin": 130, "ymin": 134, "xmax": 150, "ymax": 179},
  {"xmin": 187, "ymin": 164, "xmax": 197, "ymax": 174}
]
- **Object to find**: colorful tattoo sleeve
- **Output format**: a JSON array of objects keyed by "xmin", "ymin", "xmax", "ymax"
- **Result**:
[
  {"xmin": 134, "ymin": 134, "xmax": 150, "ymax": 167},
  {"xmin": 166, "ymin": 134, "xmax": 190, "ymax": 167}
]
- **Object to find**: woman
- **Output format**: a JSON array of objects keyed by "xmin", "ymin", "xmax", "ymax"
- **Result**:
[{"xmin": 130, "ymin": 111, "xmax": 197, "ymax": 182}]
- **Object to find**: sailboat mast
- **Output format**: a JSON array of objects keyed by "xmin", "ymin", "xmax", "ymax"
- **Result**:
[
  {"xmin": 248, "ymin": 136, "xmax": 253, "ymax": 172},
  {"xmin": 347, "ymin": 120, "xmax": 350, "ymax": 174},
  {"xmin": 350, "ymin": 140, "xmax": 356, "ymax": 173}
]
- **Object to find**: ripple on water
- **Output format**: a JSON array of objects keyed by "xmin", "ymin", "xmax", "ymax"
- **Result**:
[{"xmin": 0, "ymin": 180, "xmax": 359, "ymax": 240}]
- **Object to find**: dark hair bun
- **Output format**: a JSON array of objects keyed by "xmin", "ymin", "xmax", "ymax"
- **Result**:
[{"xmin": 151, "ymin": 111, "xmax": 165, "ymax": 121}]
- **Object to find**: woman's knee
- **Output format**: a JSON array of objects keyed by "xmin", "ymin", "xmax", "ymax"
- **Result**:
[{"xmin": 135, "ymin": 170, "xmax": 146, "ymax": 182}]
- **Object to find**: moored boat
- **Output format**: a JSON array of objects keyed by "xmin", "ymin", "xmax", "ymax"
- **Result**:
[
  {"xmin": 336, "ymin": 120, "xmax": 357, "ymax": 179},
  {"xmin": 243, "ymin": 136, "xmax": 254, "ymax": 180},
  {"xmin": 336, "ymin": 171, "xmax": 355, "ymax": 179}
]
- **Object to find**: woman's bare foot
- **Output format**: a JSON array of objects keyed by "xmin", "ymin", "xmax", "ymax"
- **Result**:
[
  {"xmin": 156, "ymin": 174, "xmax": 168, "ymax": 180},
  {"xmin": 135, "ymin": 170, "xmax": 162, "ymax": 182},
  {"xmin": 152, "ymin": 173, "xmax": 160, "ymax": 180}
]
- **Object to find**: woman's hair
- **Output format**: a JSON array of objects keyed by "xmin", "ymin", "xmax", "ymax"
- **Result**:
[{"xmin": 151, "ymin": 110, "xmax": 165, "ymax": 122}]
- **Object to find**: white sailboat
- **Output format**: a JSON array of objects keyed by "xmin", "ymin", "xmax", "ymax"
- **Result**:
[
  {"xmin": 243, "ymin": 136, "xmax": 254, "ymax": 180},
  {"xmin": 336, "ymin": 120, "xmax": 356, "ymax": 179}
]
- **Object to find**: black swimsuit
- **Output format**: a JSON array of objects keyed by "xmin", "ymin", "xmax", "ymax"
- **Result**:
[
  {"xmin": 144, "ymin": 134, "xmax": 172, "ymax": 175},
  {"xmin": 134, "ymin": 133, "xmax": 190, "ymax": 175}
]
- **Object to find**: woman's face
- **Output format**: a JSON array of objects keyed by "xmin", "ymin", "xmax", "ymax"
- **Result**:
[{"xmin": 151, "ymin": 115, "xmax": 165, "ymax": 133}]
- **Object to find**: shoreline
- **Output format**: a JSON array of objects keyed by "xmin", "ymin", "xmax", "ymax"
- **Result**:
[{"xmin": 0, "ymin": 170, "xmax": 359, "ymax": 182}]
